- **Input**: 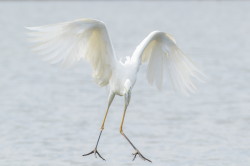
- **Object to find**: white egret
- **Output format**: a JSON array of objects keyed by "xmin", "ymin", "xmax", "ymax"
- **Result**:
[{"xmin": 27, "ymin": 18, "xmax": 203, "ymax": 162}]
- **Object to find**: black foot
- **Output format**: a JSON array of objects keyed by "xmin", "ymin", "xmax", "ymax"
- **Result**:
[
  {"xmin": 132, "ymin": 150, "xmax": 152, "ymax": 162},
  {"xmin": 82, "ymin": 149, "xmax": 105, "ymax": 161}
]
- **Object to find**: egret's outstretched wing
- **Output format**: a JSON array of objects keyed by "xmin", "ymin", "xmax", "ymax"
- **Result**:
[
  {"xmin": 27, "ymin": 19, "xmax": 116, "ymax": 86},
  {"xmin": 132, "ymin": 31, "xmax": 204, "ymax": 95}
]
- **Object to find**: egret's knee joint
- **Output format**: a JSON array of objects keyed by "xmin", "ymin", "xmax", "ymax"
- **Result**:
[{"xmin": 119, "ymin": 128, "xmax": 124, "ymax": 134}]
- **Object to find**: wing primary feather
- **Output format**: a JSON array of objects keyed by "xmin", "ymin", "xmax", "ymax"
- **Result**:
[
  {"xmin": 132, "ymin": 31, "xmax": 204, "ymax": 95},
  {"xmin": 27, "ymin": 18, "xmax": 117, "ymax": 86}
]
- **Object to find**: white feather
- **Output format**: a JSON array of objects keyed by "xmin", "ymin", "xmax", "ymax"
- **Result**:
[
  {"xmin": 27, "ymin": 18, "xmax": 116, "ymax": 87},
  {"xmin": 132, "ymin": 31, "xmax": 204, "ymax": 95},
  {"xmin": 27, "ymin": 19, "xmax": 204, "ymax": 96}
]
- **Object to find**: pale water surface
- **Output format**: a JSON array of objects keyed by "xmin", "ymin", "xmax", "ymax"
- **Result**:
[{"xmin": 0, "ymin": 1, "xmax": 250, "ymax": 166}]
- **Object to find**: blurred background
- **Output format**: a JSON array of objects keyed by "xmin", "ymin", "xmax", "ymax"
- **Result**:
[{"xmin": 0, "ymin": 0, "xmax": 250, "ymax": 166}]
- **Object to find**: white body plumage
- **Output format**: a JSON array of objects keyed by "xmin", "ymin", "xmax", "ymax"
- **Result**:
[{"xmin": 109, "ymin": 57, "xmax": 138, "ymax": 96}]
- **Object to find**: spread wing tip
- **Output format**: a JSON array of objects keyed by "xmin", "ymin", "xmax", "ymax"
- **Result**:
[{"xmin": 133, "ymin": 31, "xmax": 204, "ymax": 95}]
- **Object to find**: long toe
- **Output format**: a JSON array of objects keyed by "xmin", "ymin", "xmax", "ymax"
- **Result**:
[
  {"xmin": 82, "ymin": 150, "xmax": 94, "ymax": 156},
  {"xmin": 82, "ymin": 149, "xmax": 106, "ymax": 161},
  {"xmin": 132, "ymin": 151, "xmax": 152, "ymax": 163},
  {"xmin": 95, "ymin": 151, "xmax": 106, "ymax": 161}
]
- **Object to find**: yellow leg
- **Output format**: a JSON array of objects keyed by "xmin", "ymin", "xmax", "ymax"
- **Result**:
[
  {"xmin": 119, "ymin": 107, "xmax": 127, "ymax": 134},
  {"xmin": 101, "ymin": 93, "xmax": 115, "ymax": 130},
  {"xmin": 101, "ymin": 108, "xmax": 109, "ymax": 130},
  {"xmin": 119, "ymin": 106, "xmax": 137, "ymax": 150},
  {"xmin": 119, "ymin": 94, "xmax": 152, "ymax": 162},
  {"xmin": 120, "ymin": 92, "xmax": 131, "ymax": 133},
  {"xmin": 82, "ymin": 93, "xmax": 115, "ymax": 161}
]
